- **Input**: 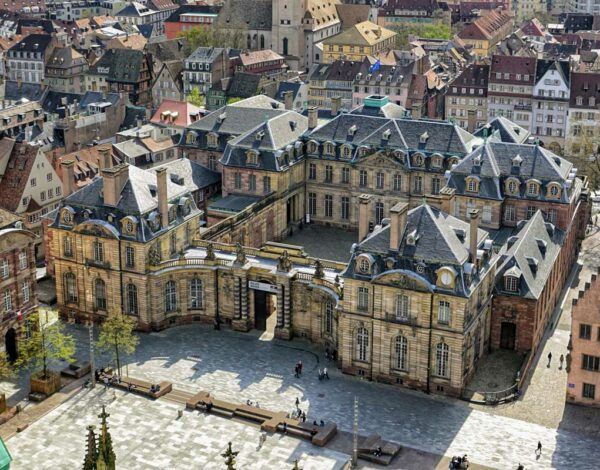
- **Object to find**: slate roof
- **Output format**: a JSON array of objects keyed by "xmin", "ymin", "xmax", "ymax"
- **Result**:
[
  {"xmin": 116, "ymin": 2, "xmax": 156, "ymax": 17},
  {"xmin": 151, "ymin": 158, "xmax": 221, "ymax": 193},
  {"xmin": 221, "ymin": 111, "xmax": 308, "ymax": 171},
  {"xmin": 489, "ymin": 55, "xmax": 536, "ymax": 85},
  {"xmin": 16, "ymin": 19, "xmax": 55, "ymax": 35},
  {"xmin": 54, "ymin": 163, "xmax": 200, "ymax": 242},
  {"xmin": 215, "ymin": 0, "xmax": 272, "ymax": 31},
  {"xmin": 208, "ymin": 194, "xmax": 262, "ymax": 213},
  {"xmin": 569, "ymin": 72, "xmax": 600, "ymax": 108},
  {"xmin": 8, "ymin": 33, "xmax": 52, "ymax": 54},
  {"xmin": 495, "ymin": 211, "xmax": 564, "ymax": 299},
  {"xmin": 0, "ymin": 142, "xmax": 39, "ymax": 212},
  {"xmin": 447, "ymin": 142, "xmax": 574, "ymax": 202},
  {"xmin": 46, "ymin": 47, "xmax": 87, "ymax": 70},
  {"xmin": 276, "ymin": 81, "xmax": 303, "ymax": 102},
  {"xmin": 42, "ymin": 91, "xmax": 81, "ymax": 115},
  {"xmin": 226, "ymin": 72, "xmax": 262, "ymax": 99},
  {"xmin": 473, "ymin": 117, "xmax": 530, "ymax": 144},
  {"xmin": 92, "ymin": 49, "xmax": 147, "ymax": 84},
  {"xmin": 187, "ymin": 46, "xmax": 226, "ymax": 63},
  {"xmin": 145, "ymin": 38, "xmax": 192, "ymax": 64},
  {"xmin": 535, "ymin": 59, "xmax": 570, "ymax": 87}
]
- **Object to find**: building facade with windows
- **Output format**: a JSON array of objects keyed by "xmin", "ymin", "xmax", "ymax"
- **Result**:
[
  {"xmin": 445, "ymin": 63, "xmax": 490, "ymax": 133},
  {"xmin": 322, "ymin": 21, "xmax": 396, "ymax": 63},
  {"xmin": 183, "ymin": 47, "xmax": 232, "ymax": 96},
  {"xmin": 568, "ymin": 268, "xmax": 600, "ymax": 406},
  {"xmin": 341, "ymin": 203, "xmax": 497, "ymax": 396},
  {"xmin": 565, "ymin": 72, "xmax": 600, "ymax": 159}
]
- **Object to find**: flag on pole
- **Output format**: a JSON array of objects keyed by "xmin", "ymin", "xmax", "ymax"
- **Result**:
[{"xmin": 369, "ymin": 59, "xmax": 381, "ymax": 73}]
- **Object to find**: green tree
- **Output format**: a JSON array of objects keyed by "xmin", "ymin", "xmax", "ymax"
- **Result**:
[
  {"xmin": 392, "ymin": 22, "xmax": 453, "ymax": 49},
  {"xmin": 178, "ymin": 25, "xmax": 248, "ymax": 50},
  {"xmin": 96, "ymin": 314, "xmax": 139, "ymax": 378},
  {"xmin": 187, "ymin": 87, "xmax": 205, "ymax": 107},
  {"xmin": 83, "ymin": 425, "xmax": 98, "ymax": 470},
  {"xmin": 17, "ymin": 309, "xmax": 75, "ymax": 379},
  {"xmin": 226, "ymin": 97, "xmax": 242, "ymax": 105}
]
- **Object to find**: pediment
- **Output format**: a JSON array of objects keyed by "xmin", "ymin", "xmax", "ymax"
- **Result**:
[
  {"xmin": 73, "ymin": 220, "xmax": 120, "ymax": 239},
  {"xmin": 356, "ymin": 150, "xmax": 405, "ymax": 168},
  {"xmin": 372, "ymin": 269, "xmax": 434, "ymax": 292}
]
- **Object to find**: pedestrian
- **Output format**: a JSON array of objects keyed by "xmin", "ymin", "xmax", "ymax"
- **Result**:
[
  {"xmin": 298, "ymin": 360, "xmax": 303, "ymax": 375},
  {"xmin": 283, "ymin": 422, "xmax": 287, "ymax": 434},
  {"xmin": 325, "ymin": 347, "xmax": 330, "ymax": 360},
  {"xmin": 313, "ymin": 420, "xmax": 318, "ymax": 426},
  {"xmin": 547, "ymin": 352, "xmax": 552, "ymax": 367},
  {"xmin": 320, "ymin": 420, "xmax": 325, "ymax": 427},
  {"xmin": 559, "ymin": 354, "xmax": 564, "ymax": 369},
  {"xmin": 536, "ymin": 441, "xmax": 542, "ymax": 455},
  {"xmin": 318, "ymin": 368, "xmax": 323, "ymax": 380},
  {"xmin": 294, "ymin": 364, "xmax": 299, "ymax": 378},
  {"xmin": 517, "ymin": 464, "xmax": 524, "ymax": 470},
  {"xmin": 103, "ymin": 376, "xmax": 109, "ymax": 390},
  {"xmin": 295, "ymin": 397, "xmax": 300, "ymax": 407},
  {"xmin": 324, "ymin": 367, "xmax": 329, "ymax": 379},
  {"xmin": 302, "ymin": 411, "xmax": 306, "ymax": 422}
]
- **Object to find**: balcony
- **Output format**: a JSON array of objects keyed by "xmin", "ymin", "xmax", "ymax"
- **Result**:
[
  {"xmin": 514, "ymin": 104, "xmax": 532, "ymax": 111},
  {"xmin": 85, "ymin": 259, "xmax": 111, "ymax": 270},
  {"xmin": 385, "ymin": 313, "xmax": 418, "ymax": 326}
]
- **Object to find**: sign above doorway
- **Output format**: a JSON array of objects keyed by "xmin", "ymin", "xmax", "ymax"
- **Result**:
[{"xmin": 248, "ymin": 280, "xmax": 278, "ymax": 294}]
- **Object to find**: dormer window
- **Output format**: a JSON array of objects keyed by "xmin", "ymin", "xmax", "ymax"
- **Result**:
[
  {"xmin": 307, "ymin": 140, "xmax": 318, "ymax": 154},
  {"xmin": 382, "ymin": 129, "xmax": 392, "ymax": 140},
  {"xmin": 247, "ymin": 150, "xmax": 259, "ymax": 166},
  {"xmin": 473, "ymin": 155, "xmax": 482, "ymax": 166},
  {"xmin": 358, "ymin": 146, "xmax": 369, "ymax": 157},
  {"xmin": 527, "ymin": 180, "xmax": 540, "ymax": 196},
  {"xmin": 547, "ymin": 183, "xmax": 561, "ymax": 198},
  {"xmin": 504, "ymin": 275, "xmax": 519, "ymax": 292},
  {"xmin": 207, "ymin": 133, "xmax": 218, "ymax": 148},
  {"xmin": 348, "ymin": 124, "xmax": 357, "ymax": 136},
  {"xmin": 466, "ymin": 176, "xmax": 479, "ymax": 193},
  {"xmin": 324, "ymin": 142, "xmax": 335, "ymax": 156},
  {"xmin": 357, "ymin": 256, "xmax": 371, "ymax": 274},
  {"xmin": 590, "ymin": 97, "xmax": 596, "ymax": 107},
  {"xmin": 419, "ymin": 132, "xmax": 429, "ymax": 144},
  {"xmin": 437, "ymin": 267, "xmax": 456, "ymax": 288},
  {"xmin": 412, "ymin": 154, "xmax": 424, "ymax": 167},
  {"xmin": 341, "ymin": 145, "xmax": 352, "ymax": 158},
  {"xmin": 406, "ymin": 229, "xmax": 419, "ymax": 246},
  {"xmin": 431, "ymin": 155, "xmax": 442, "ymax": 168},
  {"xmin": 186, "ymin": 131, "xmax": 198, "ymax": 145},
  {"xmin": 448, "ymin": 157, "xmax": 459, "ymax": 168},
  {"xmin": 576, "ymin": 96, "xmax": 583, "ymax": 106},
  {"xmin": 506, "ymin": 178, "xmax": 519, "ymax": 195},
  {"xmin": 512, "ymin": 154, "xmax": 523, "ymax": 168}
]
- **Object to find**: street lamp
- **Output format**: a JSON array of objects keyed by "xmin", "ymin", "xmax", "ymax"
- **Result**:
[{"xmin": 89, "ymin": 316, "xmax": 95, "ymax": 389}]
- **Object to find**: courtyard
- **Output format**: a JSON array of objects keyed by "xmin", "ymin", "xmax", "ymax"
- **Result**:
[
  {"xmin": 3, "ymin": 322, "xmax": 599, "ymax": 470},
  {"xmin": 283, "ymin": 224, "xmax": 357, "ymax": 263}
]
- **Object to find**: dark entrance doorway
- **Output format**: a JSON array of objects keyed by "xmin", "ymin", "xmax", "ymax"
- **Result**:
[
  {"xmin": 500, "ymin": 322, "xmax": 516, "ymax": 350},
  {"xmin": 5, "ymin": 328, "xmax": 17, "ymax": 362},
  {"xmin": 254, "ymin": 290, "xmax": 274, "ymax": 330},
  {"xmin": 286, "ymin": 198, "xmax": 292, "ymax": 226}
]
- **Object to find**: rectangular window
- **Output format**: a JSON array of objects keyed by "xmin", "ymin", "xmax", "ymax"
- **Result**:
[
  {"xmin": 358, "ymin": 287, "xmax": 369, "ymax": 311},
  {"xmin": 376, "ymin": 172, "xmax": 384, "ymax": 189},
  {"xmin": 263, "ymin": 176, "xmax": 271, "ymax": 193},
  {"xmin": 359, "ymin": 170, "xmax": 368, "ymax": 187},
  {"xmin": 413, "ymin": 176, "xmax": 423, "ymax": 194},
  {"xmin": 234, "ymin": 172, "xmax": 241, "ymax": 189},
  {"xmin": 18, "ymin": 251, "xmax": 27, "ymax": 270},
  {"xmin": 324, "ymin": 194, "xmax": 333, "ymax": 217},
  {"xmin": 308, "ymin": 192, "xmax": 316, "ymax": 216},
  {"xmin": 504, "ymin": 205, "xmax": 515, "ymax": 222},
  {"xmin": 40, "ymin": 191, "xmax": 46, "ymax": 201},
  {"xmin": 342, "ymin": 167, "xmax": 350, "ymax": 184},
  {"xmin": 375, "ymin": 202, "xmax": 384, "ymax": 225},
  {"xmin": 46, "ymin": 173, "xmax": 52, "ymax": 181},
  {"xmin": 309, "ymin": 163, "xmax": 317, "ymax": 180},
  {"xmin": 22, "ymin": 280, "xmax": 30, "ymax": 303},
  {"xmin": 395, "ymin": 294, "xmax": 409, "ymax": 319},
  {"xmin": 3, "ymin": 289, "xmax": 11, "ymax": 312},
  {"xmin": 30, "ymin": 178, "xmax": 36, "ymax": 187},
  {"xmin": 526, "ymin": 206, "xmax": 536, "ymax": 219},
  {"xmin": 393, "ymin": 174, "xmax": 402, "ymax": 191},
  {"xmin": 582, "ymin": 354, "xmax": 600, "ymax": 371},
  {"xmin": 125, "ymin": 246, "xmax": 135, "ymax": 268},
  {"xmin": 248, "ymin": 175, "xmax": 256, "ymax": 191},
  {"xmin": 580, "ymin": 323, "xmax": 592, "ymax": 340},
  {"xmin": 341, "ymin": 196, "xmax": 350, "ymax": 220},
  {"xmin": 547, "ymin": 209, "xmax": 557, "ymax": 224},
  {"xmin": 583, "ymin": 383, "xmax": 596, "ymax": 399},
  {"xmin": 482, "ymin": 205, "xmax": 492, "ymax": 224},
  {"xmin": 325, "ymin": 165, "xmax": 333, "ymax": 183},
  {"xmin": 432, "ymin": 177, "xmax": 441, "ymax": 195},
  {"xmin": 438, "ymin": 300, "xmax": 451, "ymax": 324},
  {"xmin": 93, "ymin": 241, "xmax": 103, "ymax": 262},
  {"xmin": 0, "ymin": 259, "xmax": 8, "ymax": 278}
]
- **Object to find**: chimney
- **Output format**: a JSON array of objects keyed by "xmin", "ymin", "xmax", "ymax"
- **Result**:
[
  {"xmin": 469, "ymin": 208, "xmax": 480, "ymax": 265},
  {"xmin": 358, "ymin": 194, "xmax": 373, "ymax": 242},
  {"xmin": 308, "ymin": 106, "xmax": 318, "ymax": 129},
  {"xmin": 389, "ymin": 202, "xmax": 409, "ymax": 250},
  {"xmin": 98, "ymin": 146, "xmax": 112, "ymax": 170},
  {"xmin": 331, "ymin": 96, "xmax": 341, "ymax": 116},
  {"xmin": 467, "ymin": 109, "xmax": 476, "ymax": 133},
  {"xmin": 61, "ymin": 159, "xmax": 75, "ymax": 196},
  {"xmin": 156, "ymin": 168, "xmax": 169, "ymax": 229},
  {"xmin": 102, "ymin": 164, "xmax": 129, "ymax": 207},
  {"xmin": 283, "ymin": 90, "xmax": 293, "ymax": 110}
]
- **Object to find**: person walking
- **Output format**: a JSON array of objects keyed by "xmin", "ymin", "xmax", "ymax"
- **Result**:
[
  {"xmin": 536, "ymin": 441, "xmax": 542, "ymax": 455},
  {"xmin": 324, "ymin": 367, "xmax": 329, "ymax": 380},
  {"xmin": 103, "ymin": 376, "xmax": 109, "ymax": 390},
  {"xmin": 318, "ymin": 368, "xmax": 323, "ymax": 380},
  {"xmin": 295, "ymin": 397, "xmax": 300, "ymax": 407},
  {"xmin": 298, "ymin": 360, "xmax": 303, "ymax": 375},
  {"xmin": 547, "ymin": 352, "xmax": 552, "ymax": 367},
  {"xmin": 559, "ymin": 354, "xmax": 564, "ymax": 370},
  {"xmin": 294, "ymin": 364, "xmax": 299, "ymax": 378}
]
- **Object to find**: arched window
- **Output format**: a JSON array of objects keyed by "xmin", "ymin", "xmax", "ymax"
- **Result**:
[
  {"xmin": 260, "ymin": 35, "xmax": 265, "ymax": 49},
  {"xmin": 356, "ymin": 327, "xmax": 368, "ymax": 362},
  {"xmin": 325, "ymin": 301, "xmax": 334, "ymax": 335},
  {"xmin": 507, "ymin": 180, "xmax": 518, "ymax": 194},
  {"xmin": 94, "ymin": 278, "xmax": 107, "ymax": 310},
  {"xmin": 64, "ymin": 272, "xmax": 77, "ymax": 303},
  {"xmin": 527, "ymin": 181, "xmax": 539, "ymax": 196},
  {"xmin": 436, "ymin": 343, "xmax": 449, "ymax": 377},
  {"xmin": 394, "ymin": 336, "xmax": 408, "ymax": 370},
  {"xmin": 170, "ymin": 232, "xmax": 177, "ymax": 255},
  {"xmin": 282, "ymin": 37, "xmax": 289, "ymax": 56},
  {"xmin": 395, "ymin": 294, "xmax": 409, "ymax": 319},
  {"xmin": 165, "ymin": 280, "xmax": 177, "ymax": 312},
  {"xmin": 467, "ymin": 177, "xmax": 479, "ymax": 193},
  {"xmin": 126, "ymin": 283, "xmax": 138, "ymax": 315},
  {"xmin": 190, "ymin": 278, "xmax": 203, "ymax": 309},
  {"xmin": 64, "ymin": 235, "xmax": 73, "ymax": 257}
]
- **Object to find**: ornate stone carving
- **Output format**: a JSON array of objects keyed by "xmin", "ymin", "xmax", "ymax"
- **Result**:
[
  {"xmin": 314, "ymin": 259, "xmax": 324, "ymax": 279},
  {"xmin": 148, "ymin": 243, "xmax": 161, "ymax": 266},
  {"xmin": 205, "ymin": 242, "xmax": 215, "ymax": 261},
  {"xmin": 334, "ymin": 275, "xmax": 340, "ymax": 287},
  {"xmin": 277, "ymin": 250, "xmax": 292, "ymax": 272},
  {"xmin": 234, "ymin": 242, "xmax": 246, "ymax": 265}
]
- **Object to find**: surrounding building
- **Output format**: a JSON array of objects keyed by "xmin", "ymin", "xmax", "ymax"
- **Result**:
[
  {"xmin": 308, "ymin": 60, "xmax": 365, "ymax": 111},
  {"xmin": 456, "ymin": 8, "xmax": 514, "ymax": 58},
  {"xmin": 565, "ymin": 72, "xmax": 600, "ymax": 158},
  {"xmin": 5, "ymin": 34, "xmax": 54, "ymax": 84},
  {"xmin": 150, "ymin": 100, "xmax": 204, "ymax": 129},
  {"xmin": 0, "ymin": 101, "xmax": 45, "ymax": 139},
  {"xmin": 112, "ymin": 127, "xmax": 180, "ymax": 169},
  {"xmin": 568, "ymin": 269, "xmax": 600, "ymax": 406},
  {"xmin": 377, "ymin": 0, "xmax": 450, "ymax": 28},
  {"xmin": 445, "ymin": 63, "xmax": 490, "ymax": 132},
  {"xmin": 164, "ymin": 4, "xmax": 220, "ymax": 40},
  {"xmin": 233, "ymin": 50, "xmax": 287, "ymax": 76},
  {"xmin": 152, "ymin": 60, "xmax": 185, "ymax": 108},
  {"xmin": 183, "ymin": 47, "xmax": 232, "ymax": 96},
  {"xmin": 322, "ymin": 21, "xmax": 397, "ymax": 63},
  {"xmin": 44, "ymin": 46, "xmax": 89, "ymax": 94}
]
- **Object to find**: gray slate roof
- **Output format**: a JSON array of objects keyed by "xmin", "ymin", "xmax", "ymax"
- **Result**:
[
  {"xmin": 474, "ymin": 116, "xmax": 531, "ymax": 144},
  {"xmin": 216, "ymin": 0, "xmax": 272, "ymax": 31},
  {"xmin": 152, "ymin": 158, "xmax": 221, "ymax": 192},
  {"xmin": 495, "ymin": 211, "xmax": 564, "ymax": 299}
]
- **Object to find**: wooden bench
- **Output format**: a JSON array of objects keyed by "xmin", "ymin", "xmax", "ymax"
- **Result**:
[
  {"xmin": 357, "ymin": 433, "xmax": 381, "ymax": 453},
  {"xmin": 357, "ymin": 433, "xmax": 401, "ymax": 466},
  {"xmin": 106, "ymin": 375, "xmax": 172, "ymax": 399},
  {"xmin": 186, "ymin": 391, "xmax": 211, "ymax": 410},
  {"xmin": 311, "ymin": 423, "xmax": 337, "ymax": 447}
]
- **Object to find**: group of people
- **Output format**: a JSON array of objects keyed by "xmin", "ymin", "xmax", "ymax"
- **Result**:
[
  {"xmin": 449, "ymin": 454, "xmax": 469, "ymax": 469},
  {"xmin": 318, "ymin": 367, "xmax": 329, "ymax": 380},
  {"xmin": 246, "ymin": 399, "xmax": 260, "ymax": 408}
]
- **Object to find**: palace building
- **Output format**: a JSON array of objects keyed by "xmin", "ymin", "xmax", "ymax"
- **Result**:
[{"xmin": 46, "ymin": 98, "xmax": 590, "ymax": 397}]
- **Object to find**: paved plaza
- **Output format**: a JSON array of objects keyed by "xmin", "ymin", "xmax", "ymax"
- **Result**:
[
  {"xmin": 7, "ymin": 387, "xmax": 350, "ymax": 470},
  {"xmin": 283, "ymin": 224, "xmax": 357, "ymax": 262}
]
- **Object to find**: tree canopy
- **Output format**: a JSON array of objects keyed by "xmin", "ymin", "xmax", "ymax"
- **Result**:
[
  {"xmin": 178, "ymin": 26, "xmax": 247, "ymax": 50},
  {"xmin": 96, "ymin": 314, "xmax": 139, "ymax": 377},
  {"xmin": 187, "ymin": 88, "xmax": 205, "ymax": 107},
  {"xmin": 393, "ymin": 23, "xmax": 453, "ymax": 49}
]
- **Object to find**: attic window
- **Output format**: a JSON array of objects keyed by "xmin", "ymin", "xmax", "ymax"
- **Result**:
[
  {"xmin": 247, "ymin": 150, "xmax": 259, "ymax": 165},
  {"xmin": 466, "ymin": 177, "xmax": 479, "ymax": 193},
  {"xmin": 527, "ymin": 181, "xmax": 540, "ymax": 196},
  {"xmin": 348, "ymin": 124, "xmax": 357, "ymax": 136},
  {"xmin": 406, "ymin": 229, "xmax": 419, "ymax": 246},
  {"xmin": 504, "ymin": 275, "xmax": 519, "ymax": 292},
  {"xmin": 419, "ymin": 132, "xmax": 429, "ymax": 144},
  {"xmin": 255, "ymin": 130, "xmax": 265, "ymax": 141},
  {"xmin": 382, "ymin": 129, "xmax": 392, "ymax": 140}
]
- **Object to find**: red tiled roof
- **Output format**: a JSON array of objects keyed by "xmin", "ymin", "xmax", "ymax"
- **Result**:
[
  {"xmin": 0, "ymin": 141, "xmax": 38, "ymax": 213},
  {"xmin": 489, "ymin": 55, "xmax": 536, "ymax": 84},
  {"xmin": 238, "ymin": 49, "xmax": 284, "ymax": 66},
  {"xmin": 150, "ymin": 100, "xmax": 204, "ymax": 128},
  {"xmin": 457, "ymin": 9, "xmax": 514, "ymax": 41}
]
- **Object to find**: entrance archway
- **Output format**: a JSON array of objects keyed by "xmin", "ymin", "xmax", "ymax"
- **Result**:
[
  {"xmin": 500, "ymin": 322, "xmax": 516, "ymax": 350},
  {"xmin": 5, "ymin": 328, "xmax": 17, "ymax": 362},
  {"xmin": 250, "ymin": 280, "xmax": 277, "ymax": 337}
]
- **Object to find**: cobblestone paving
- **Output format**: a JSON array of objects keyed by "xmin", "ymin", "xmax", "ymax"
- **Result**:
[{"xmin": 7, "ymin": 388, "xmax": 349, "ymax": 470}]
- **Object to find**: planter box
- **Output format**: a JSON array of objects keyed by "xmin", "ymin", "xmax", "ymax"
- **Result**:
[{"xmin": 30, "ymin": 371, "xmax": 61, "ymax": 397}]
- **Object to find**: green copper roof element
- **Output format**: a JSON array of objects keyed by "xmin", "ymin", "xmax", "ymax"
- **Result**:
[
  {"xmin": 363, "ymin": 95, "xmax": 389, "ymax": 108},
  {"xmin": 0, "ymin": 437, "xmax": 12, "ymax": 470}
]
